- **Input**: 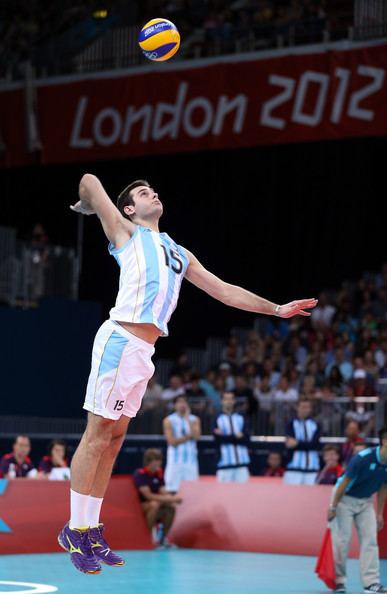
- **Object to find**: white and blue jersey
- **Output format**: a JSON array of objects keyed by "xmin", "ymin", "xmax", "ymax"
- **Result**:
[
  {"xmin": 285, "ymin": 418, "xmax": 320, "ymax": 472},
  {"xmin": 166, "ymin": 413, "xmax": 199, "ymax": 466},
  {"xmin": 214, "ymin": 413, "xmax": 250, "ymax": 469},
  {"xmin": 108, "ymin": 225, "xmax": 189, "ymax": 336},
  {"xmin": 336, "ymin": 446, "xmax": 387, "ymax": 498}
]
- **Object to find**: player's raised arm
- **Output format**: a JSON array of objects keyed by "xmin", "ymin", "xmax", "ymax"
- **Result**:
[
  {"xmin": 70, "ymin": 174, "xmax": 134, "ymax": 248},
  {"xmin": 184, "ymin": 249, "xmax": 317, "ymax": 318}
]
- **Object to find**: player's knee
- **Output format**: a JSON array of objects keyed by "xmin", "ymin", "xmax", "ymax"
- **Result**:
[
  {"xmin": 148, "ymin": 501, "xmax": 160, "ymax": 511},
  {"xmin": 110, "ymin": 431, "xmax": 126, "ymax": 449},
  {"xmin": 85, "ymin": 431, "xmax": 112, "ymax": 453}
]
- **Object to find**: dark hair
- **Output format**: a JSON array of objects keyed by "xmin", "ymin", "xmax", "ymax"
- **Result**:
[
  {"xmin": 143, "ymin": 448, "xmax": 162, "ymax": 466},
  {"xmin": 47, "ymin": 439, "xmax": 66, "ymax": 456},
  {"xmin": 117, "ymin": 179, "xmax": 150, "ymax": 220},
  {"xmin": 173, "ymin": 394, "xmax": 187, "ymax": 405},
  {"xmin": 323, "ymin": 444, "xmax": 339, "ymax": 454},
  {"xmin": 378, "ymin": 426, "xmax": 387, "ymax": 445},
  {"xmin": 221, "ymin": 391, "xmax": 235, "ymax": 400}
]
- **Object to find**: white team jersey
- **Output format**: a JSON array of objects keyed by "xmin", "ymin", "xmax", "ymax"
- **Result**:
[
  {"xmin": 215, "ymin": 412, "xmax": 250, "ymax": 469},
  {"xmin": 166, "ymin": 413, "xmax": 198, "ymax": 465},
  {"xmin": 108, "ymin": 225, "xmax": 189, "ymax": 336}
]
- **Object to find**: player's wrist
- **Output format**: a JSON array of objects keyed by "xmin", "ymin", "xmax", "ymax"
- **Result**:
[{"xmin": 273, "ymin": 304, "xmax": 281, "ymax": 317}]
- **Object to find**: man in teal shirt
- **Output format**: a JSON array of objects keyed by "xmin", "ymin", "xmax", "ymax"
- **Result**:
[{"xmin": 328, "ymin": 427, "xmax": 387, "ymax": 594}]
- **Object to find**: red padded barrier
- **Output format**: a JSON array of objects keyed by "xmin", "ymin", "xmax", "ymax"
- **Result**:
[
  {"xmin": 170, "ymin": 478, "xmax": 387, "ymax": 558},
  {"xmin": 1, "ymin": 476, "xmax": 387, "ymax": 557},
  {"xmin": 0, "ymin": 476, "xmax": 152, "ymax": 554}
]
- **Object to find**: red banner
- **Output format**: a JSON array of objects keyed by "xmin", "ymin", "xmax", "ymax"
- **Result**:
[{"xmin": 1, "ymin": 40, "xmax": 387, "ymax": 167}]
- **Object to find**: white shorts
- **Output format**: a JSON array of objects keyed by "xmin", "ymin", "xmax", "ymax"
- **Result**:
[
  {"xmin": 283, "ymin": 471, "xmax": 318, "ymax": 485},
  {"xmin": 164, "ymin": 462, "xmax": 199, "ymax": 492},
  {"xmin": 216, "ymin": 467, "xmax": 250, "ymax": 483},
  {"xmin": 83, "ymin": 320, "xmax": 155, "ymax": 420}
]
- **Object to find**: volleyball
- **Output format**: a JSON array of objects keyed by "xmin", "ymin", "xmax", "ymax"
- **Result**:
[{"xmin": 139, "ymin": 18, "xmax": 180, "ymax": 62}]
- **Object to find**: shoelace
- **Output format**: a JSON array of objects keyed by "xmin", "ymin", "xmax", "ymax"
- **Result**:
[
  {"xmin": 79, "ymin": 531, "xmax": 94, "ymax": 557},
  {"xmin": 91, "ymin": 528, "xmax": 111, "ymax": 555}
]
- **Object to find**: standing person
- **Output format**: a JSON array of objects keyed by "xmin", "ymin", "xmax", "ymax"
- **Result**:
[
  {"xmin": 328, "ymin": 427, "xmax": 387, "ymax": 594},
  {"xmin": 341, "ymin": 420, "xmax": 364, "ymax": 467},
  {"xmin": 214, "ymin": 392, "xmax": 250, "ymax": 482},
  {"xmin": 283, "ymin": 399, "xmax": 320, "ymax": 485},
  {"xmin": 59, "ymin": 173, "xmax": 317, "ymax": 574},
  {"xmin": 163, "ymin": 395, "xmax": 201, "ymax": 492},
  {"xmin": 0, "ymin": 435, "xmax": 36, "ymax": 479},
  {"xmin": 133, "ymin": 449, "xmax": 182, "ymax": 548}
]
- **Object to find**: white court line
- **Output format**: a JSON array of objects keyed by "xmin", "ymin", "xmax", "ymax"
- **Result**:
[{"xmin": 0, "ymin": 582, "xmax": 58, "ymax": 594}]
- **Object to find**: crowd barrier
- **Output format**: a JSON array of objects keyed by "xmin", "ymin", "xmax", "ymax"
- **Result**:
[{"xmin": 1, "ymin": 477, "xmax": 387, "ymax": 557}]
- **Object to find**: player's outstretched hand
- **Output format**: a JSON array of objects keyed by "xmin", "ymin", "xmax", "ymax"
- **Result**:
[
  {"xmin": 70, "ymin": 200, "xmax": 96, "ymax": 215},
  {"xmin": 278, "ymin": 298, "xmax": 318, "ymax": 318}
]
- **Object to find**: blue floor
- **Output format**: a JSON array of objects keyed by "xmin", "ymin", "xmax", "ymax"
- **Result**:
[{"xmin": 1, "ymin": 550, "xmax": 387, "ymax": 594}]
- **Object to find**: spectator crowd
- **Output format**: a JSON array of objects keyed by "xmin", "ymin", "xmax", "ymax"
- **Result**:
[
  {"xmin": 1, "ymin": 0, "xmax": 354, "ymax": 78},
  {"xmin": 140, "ymin": 263, "xmax": 387, "ymax": 439}
]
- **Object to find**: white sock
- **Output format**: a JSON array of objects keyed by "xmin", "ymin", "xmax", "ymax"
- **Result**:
[
  {"xmin": 69, "ymin": 489, "xmax": 90, "ymax": 530},
  {"xmin": 87, "ymin": 495, "xmax": 104, "ymax": 528}
]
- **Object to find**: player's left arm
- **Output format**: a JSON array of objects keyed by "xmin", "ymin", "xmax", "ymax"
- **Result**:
[{"xmin": 184, "ymin": 249, "xmax": 317, "ymax": 318}]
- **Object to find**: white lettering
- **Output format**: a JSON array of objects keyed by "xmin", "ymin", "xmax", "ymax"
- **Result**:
[
  {"xmin": 152, "ymin": 82, "xmax": 188, "ymax": 140},
  {"xmin": 260, "ymin": 75, "xmax": 295, "ymax": 130},
  {"xmin": 70, "ymin": 96, "xmax": 93, "ymax": 148},
  {"xmin": 93, "ymin": 107, "xmax": 122, "ymax": 146},
  {"xmin": 213, "ymin": 94, "xmax": 247, "ymax": 135},
  {"xmin": 183, "ymin": 97, "xmax": 214, "ymax": 138},
  {"xmin": 331, "ymin": 68, "xmax": 350, "ymax": 123},
  {"xmin": 348, "ymin": 65, "xmax": 385, "ymax": 121},
  {"xmin": 292, "ymin": 71, "xmax": 329, "ymax": 127},
  {"xmin": 122, "ymin": 105, "xmax": 153, "ymax": 143}
]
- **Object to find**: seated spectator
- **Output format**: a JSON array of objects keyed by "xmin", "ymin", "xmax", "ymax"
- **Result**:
[
  {"xmin": 169, "ymin": 353, "xmax": 192, "ymax": 379},
  {"xmin": 274, "ymin": 375, "xmax": 299, "ymax": 402},
  {"xmin": 163, "ymin": 395, "xmax": 201, "ymax": 492},
  {"xmin": 133, "ymin": 449, "xmax": 182, "ymax": 548},
  {"xmin": 283, "ymin": 399, "xmax": 320, "ymax": 485},
  {"xmin": 363, "ymin": 350, "xmax": 380, "ymax": 381},
  {"xmin": 311, "ymin": 292, "xmax": 336, "ymax": 327},
  {"xmin": 262, "ymin": 357, "xmax": 281, "ymax": 389},
  {"xmin": 316, "ymin": 444, "xmax": 343, "ymax": 485},
  {"xmin": 0, "ymin": 435, "xmax": 37, "ymax": 478},
  {"xmin": 263, "ymin": 451, "xmax": 285, "ymax": 477},
  {"xmin": 326, "ymin": 346, "xmax": 353, "ymax": 381},
  {"xmin": 38, "ymin": 439, "xmax": 70, "ymax": 480},
  {"xmin": 185, "ymin": 373, "xmax": 208, "ymax": 413},
  {"xmin": 213, "ymin": 392, "xmax": 250, "ymax": 483},
  {"xmin": 341, "ymin": 420, "xmax": 364, "ymax": 467},
  {"xmin": 375, "ymin": 340, "xmax": 387, "ymax": 368},
  {"xmin": 347, "ymin": 368, "xmax": 375, "ymax": 397},
  {"xmin": 160, "ymin": 374, "xmax": 185, "ymax": 404},
  {"xmin": 141, "ymin": 374, "xmax": 163, "ymax": 410},
  {"xmin": 221, "ymin": 335, "xmax": 242, "ymax": 368},
  {"xmin": 254, "ymin": 374, "xmax": 274, "ymax": 434},
  {"xmin": 232, "ymin": 374, "xmax": 257, "ymax": 418},
  {"xmin": 218, "ymin": 361, "xmax": 235, "ymax": 391},
  {"xmin": 314, "ymin": 384, "xmax": 343, "ymax": 436},
  {"xmin": 255, "ymin": 374, "xmax": 274, "ymax": 411},
  {"xmin": 301, "ymin": 374, "xmax": 317, "ymax": 398},
  {"xmin": 327, "ymin": 365, "xmax": 344, "ymax": 396},
  {"xmin": 200, "ymin": 369, "xmax": 222, "ymax": 412}
]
